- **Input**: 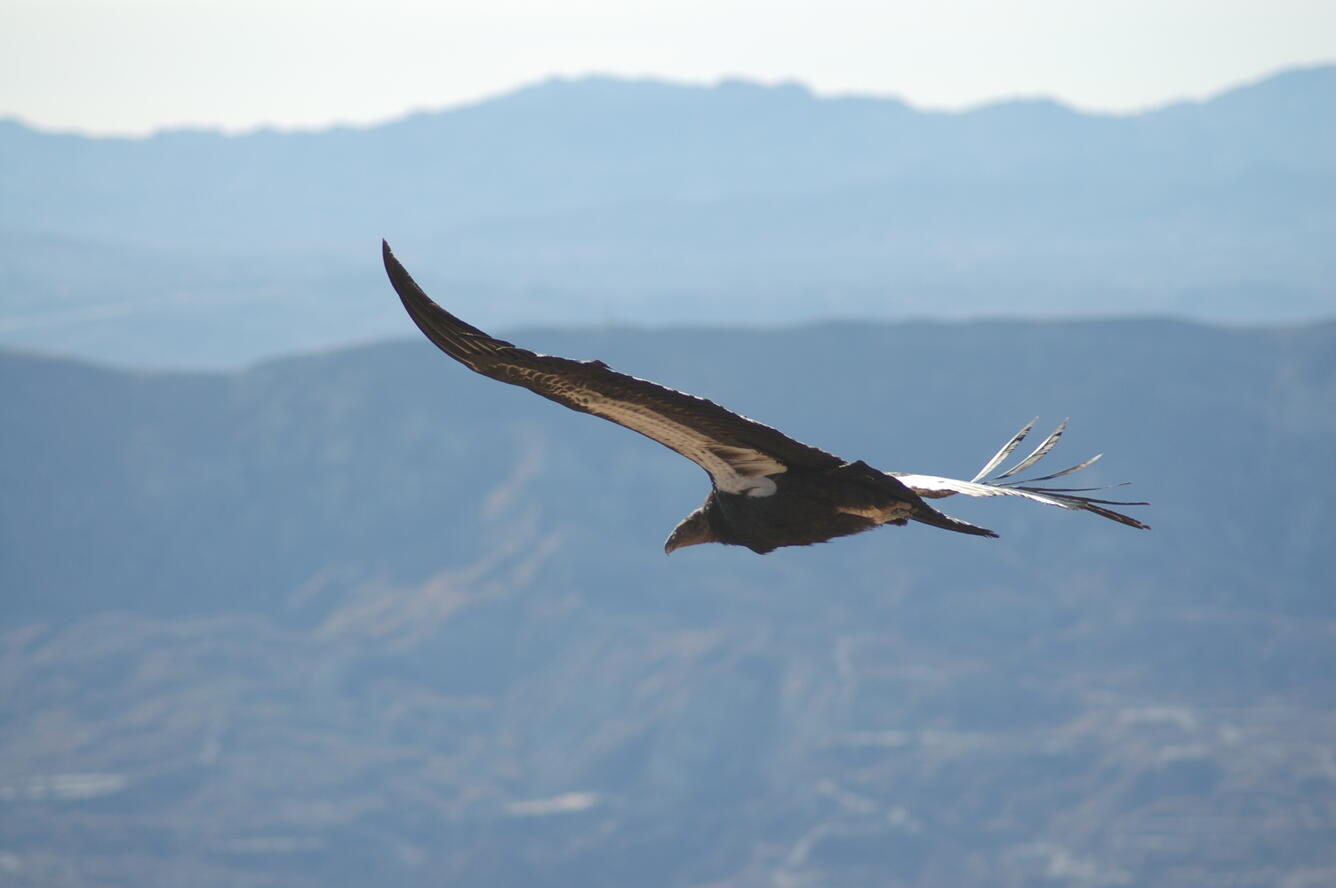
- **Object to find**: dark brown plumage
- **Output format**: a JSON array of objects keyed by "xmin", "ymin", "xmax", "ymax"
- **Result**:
[{"xmin": 383, "ymin": 241, "xmax": 1148, "ymax": 554}]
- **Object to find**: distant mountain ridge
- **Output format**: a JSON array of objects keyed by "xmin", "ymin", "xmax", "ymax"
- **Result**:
[
  {"xmin": 2, "ymin": 66, "xmax": 1333, "ymax": 368},
  {"xmin": 4, "ymin": 315, "xmax": 1333, "ymax": 623}
]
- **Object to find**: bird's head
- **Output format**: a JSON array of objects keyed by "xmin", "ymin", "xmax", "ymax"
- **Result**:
[{"xmin": 664, "ymin": 505, "xmax": 718, "ymax": 554}]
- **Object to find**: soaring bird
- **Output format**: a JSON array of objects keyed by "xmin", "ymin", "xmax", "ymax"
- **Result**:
[{"xmin": 382, "ymin": 241, "xmax": 1148, "ymax": 554}]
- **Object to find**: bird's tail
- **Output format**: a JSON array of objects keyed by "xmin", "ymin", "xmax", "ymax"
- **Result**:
[{"xmin": 908, "ymin": 502, "xmax": 999, "ymax": 538}]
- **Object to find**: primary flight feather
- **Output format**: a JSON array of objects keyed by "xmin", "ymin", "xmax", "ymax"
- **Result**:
[{"xmin": 382, "ymin": 241, "xmax": 1148, "ymax": 554}]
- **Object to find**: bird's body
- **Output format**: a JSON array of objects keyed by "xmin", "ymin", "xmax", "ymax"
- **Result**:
[
  {"xmin": 673, "ymin": 461, "xmax": 923, "ymax": 554},
  {"xmin": 382, "ymin": 241, "xmax": 1148, "ymax": 553}
]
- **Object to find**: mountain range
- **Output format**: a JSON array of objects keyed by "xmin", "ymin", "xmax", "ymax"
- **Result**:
[
  {"xmin": 3, "ymin": 316, "xmax": 1334, "ymax": 886},
  {"xmin": 2, "ymin": 66, "xmax": 1334, "ymax": 367}
]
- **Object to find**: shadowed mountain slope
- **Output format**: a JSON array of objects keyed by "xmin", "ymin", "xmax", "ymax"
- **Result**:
[{"xmin": 2, "ymin": 317, "xmax": 1334, "ymax": 885}]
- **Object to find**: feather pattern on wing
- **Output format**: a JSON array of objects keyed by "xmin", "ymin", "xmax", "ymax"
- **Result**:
[
  {"xmin": 969, "ymin": 418, "xmax": 1034, "ymax": 482},
  {"xmin": 383, "ymin": 241, "xmax": 842, "ymax": 495},
  {"xmin": 992, "ymin": 418, "xmax": 1067, "ymax": 479}
]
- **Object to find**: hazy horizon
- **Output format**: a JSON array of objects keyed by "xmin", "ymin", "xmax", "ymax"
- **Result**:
[
  {"xmin": 3, "ymin": 0, "xmax": 1334, "ymax": 136},
  {"xmin": 1, "ymin": 62, "xmax": 1331, "ymax": 141}
]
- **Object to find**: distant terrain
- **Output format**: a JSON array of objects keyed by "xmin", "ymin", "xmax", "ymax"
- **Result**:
[
  {"xmin": 2, "ymin": 65, "xmax": 1334, "ymax": 367},
  {"xmin": 3, "ymin": 317, "xmax": 1334, "ymax": 886}
]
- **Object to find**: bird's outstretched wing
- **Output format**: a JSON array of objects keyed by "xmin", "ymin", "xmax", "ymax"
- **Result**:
[
  {"xmin": 383, "ymin": 241, "xmax": 843, "ymax": 494},
  {"xmin": 892, "ymin": 419, "xmax": 1150, "ymax": 529}
]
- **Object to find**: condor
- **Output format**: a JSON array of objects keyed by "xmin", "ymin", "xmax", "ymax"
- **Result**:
[{"xmin": 383, "ymin": 242, "xmax": 1148, "ymax": 554}]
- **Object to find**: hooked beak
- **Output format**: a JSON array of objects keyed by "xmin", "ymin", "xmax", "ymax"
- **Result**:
[{"xmin": 664, "ymin": 507, "xmax": 715, "ymax": 554}]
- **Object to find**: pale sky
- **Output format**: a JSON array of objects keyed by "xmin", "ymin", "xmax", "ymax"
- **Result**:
[{"xmin": 2, "ymin": 0, "xmax": 1334, "ymax": 136}]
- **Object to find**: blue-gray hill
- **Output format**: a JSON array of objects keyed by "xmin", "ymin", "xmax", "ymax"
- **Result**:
[
  {"xmin": 3, "ymin": 315, "xmax": 1334, "ymax": 885},
  {"xmin": 2, "ymin": 66, "xmax": 1333, "ymax": 367}
]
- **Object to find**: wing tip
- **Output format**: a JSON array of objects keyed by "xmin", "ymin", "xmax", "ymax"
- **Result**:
[{"xmin": 382, "ymin": 239, "xmax": 405, "ymax": 280}]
